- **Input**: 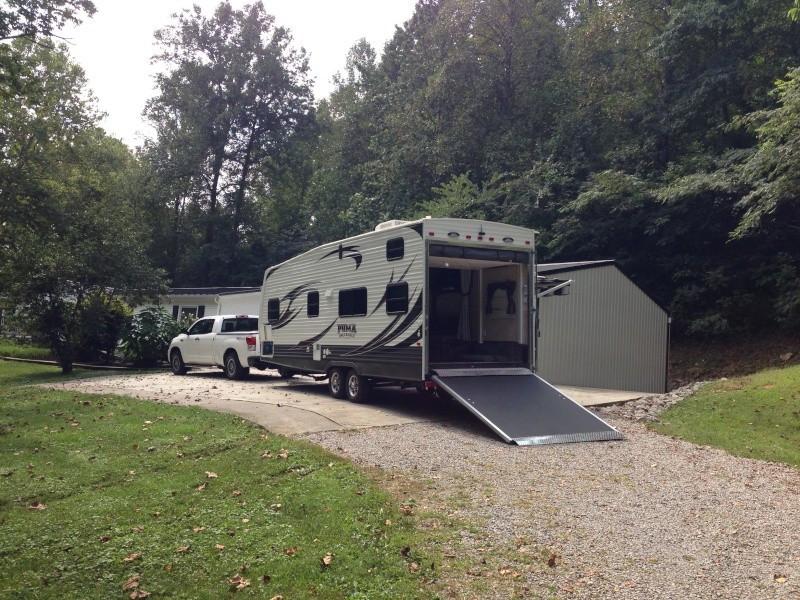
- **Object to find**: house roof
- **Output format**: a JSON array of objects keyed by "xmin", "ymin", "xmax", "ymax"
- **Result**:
[{"xmin": 168, "ymin": 287, "xmax": 260, "ymax": 296}]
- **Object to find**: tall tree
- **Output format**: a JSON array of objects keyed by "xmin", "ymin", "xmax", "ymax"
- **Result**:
[{"xmin": 145, "ymin": 1, "xmax": 314, "ymax": 285}]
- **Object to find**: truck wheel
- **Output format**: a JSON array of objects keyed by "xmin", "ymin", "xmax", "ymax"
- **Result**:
[
  {"xmin": 328, "ymin": 368, "xmax": 347, "ymax": 399},
  {"xmin": 345, "ymin": 369, "xmax": 371, "ymax": 403},
  {"xmin": 278, "ymin": 368, "xmax": 295, "ymax": 379},
  {"xmin": 224, "ymin": 351, "xmax": 249, "ymax": 380},
  {"xmin": 170, "ymin": 350, "xmax": 187, "ymax": 375}
]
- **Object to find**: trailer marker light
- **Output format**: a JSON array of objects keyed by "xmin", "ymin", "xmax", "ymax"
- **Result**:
[
  {"xmin": 428, "ymin": 231, "xmax": 435, "ymax": 236},
  {"xmin": 477, "ymin": 235, "xmax": 483, "ymax": 240},
  {"xmin": 525, "ymin": 240, "xmax": 531, "ymax": 245},
  {"xmin": 488, "ymin": 237, "xmax": 494, "ymax": 242},
  {"xmin": 503, "ymin": 237, "xmax": 514, "ymax": 243},
  {"xmin": 447, "ymin": 231, "xmax": 459, "ymax": 238},
  {"xmin": 465, "ymin": 235, "xmax": 472, "ymax": 240}
]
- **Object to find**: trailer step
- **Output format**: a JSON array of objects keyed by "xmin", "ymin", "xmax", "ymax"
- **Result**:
[{"xmin": 432, "ymin": 368, "xmax": 623, "ymax": 445}]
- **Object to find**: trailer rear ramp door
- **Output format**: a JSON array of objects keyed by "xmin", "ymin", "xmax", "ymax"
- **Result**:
[{"xmin": 432, "ymin": 368, "xmax": 623, "ymax": 445}]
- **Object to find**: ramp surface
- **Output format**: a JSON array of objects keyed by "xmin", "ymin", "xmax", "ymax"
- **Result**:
[{"xmin": 432, "ymin": 368, "xmax": 623, "ymax": 445}]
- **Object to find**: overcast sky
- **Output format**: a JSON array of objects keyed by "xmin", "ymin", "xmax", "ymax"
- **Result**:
[{"xmin": 59, "ymin": 0, "xmax": 418, "ymax": 148}]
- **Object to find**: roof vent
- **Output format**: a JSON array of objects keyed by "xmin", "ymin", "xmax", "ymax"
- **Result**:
[{"xmin": 374, "ymin": 220, "xmax": 409, "ymax": 231}]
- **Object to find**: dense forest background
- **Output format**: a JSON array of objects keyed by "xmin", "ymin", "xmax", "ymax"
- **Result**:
[{"xmin": 3, "ymin": 0, "xmax": 800, "ymax": 341}]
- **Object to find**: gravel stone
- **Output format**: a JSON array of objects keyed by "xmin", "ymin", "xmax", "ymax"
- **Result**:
[
  {"xmin": 305, "ymin": 414, "xmax": 800, "ymax": 599},
  {"xmin": 597, "ymin": 382, "xmax": 707, "ymax": 422}
]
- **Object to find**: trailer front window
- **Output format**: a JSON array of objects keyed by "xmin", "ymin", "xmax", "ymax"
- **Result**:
[
  {"xmin": 307, "ymin": 291, "xmax": 319, "ymax": 317},
  {"xmin": 267, "ymin": 298, "xmax": 280, "ymax": 322},
  {"xmin": 386, "ymin": 237, "xmax": 404, "ymax": 261}
]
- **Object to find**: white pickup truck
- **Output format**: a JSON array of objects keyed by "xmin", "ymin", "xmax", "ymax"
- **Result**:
[{"xmin": 168, "ymin": 314, "xmax": 264, "ymax": 379}]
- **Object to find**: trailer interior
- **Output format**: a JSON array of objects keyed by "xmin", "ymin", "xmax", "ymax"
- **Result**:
[{"xmin": 427, "ymin": 244, "xmax": 531, "ymax": 368}]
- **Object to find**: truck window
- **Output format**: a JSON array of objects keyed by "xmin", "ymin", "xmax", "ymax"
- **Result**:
[
  {"xmin": 307, "ymin": 291, "xmax": 319, "ymax": 317},
  {"xmin": 386, "ymin": 237, "xmax": 404, "ymax": 261},
  {"xmin": 188, "ymin": 318, "xmax": 214, "ymax": 335},
  {"xmin": 267, "ymin": 299, "xmax": 280, "ymax": 322},
  {"xmin": 222, "ymin": 317, "xmax": 258, "ymax": 332},
  {"xmin": 386, "ymin": 282, "xmax": 409, "ymax": 314},
  {"xmin": 339, "ymin": 288, "xmax": 367, "ymax": 317}
]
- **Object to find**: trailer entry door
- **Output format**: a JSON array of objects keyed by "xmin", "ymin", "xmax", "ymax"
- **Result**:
[{"xmin": 432, "ymin": 368, "xmax": 623, "ymax": 445}]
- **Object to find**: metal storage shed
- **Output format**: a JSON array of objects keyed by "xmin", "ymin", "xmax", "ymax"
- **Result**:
[{"xmin": 536, "ymin": 261, "xmax": 669, "ymax": 394}]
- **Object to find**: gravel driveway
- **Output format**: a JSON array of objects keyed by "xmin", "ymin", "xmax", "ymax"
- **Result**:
[{"xmin": 306, "ymin": 415, "xmax": 800, "ymax": 599}]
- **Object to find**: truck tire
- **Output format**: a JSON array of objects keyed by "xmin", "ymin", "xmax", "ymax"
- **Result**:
[
  {"xmin": 328, "ymin": 367, "xmax": 347, "ymax": 399},
  {"xmin": 170, "ymin": 350, "xmax": 187, "ymax": 375},
  {"xmin": 345, "ymin": 369, "xmax": 371, "ymax": 403},
  {"xmin": 224, "ymin": 351, "xmax": 249, "ymax": 380}
]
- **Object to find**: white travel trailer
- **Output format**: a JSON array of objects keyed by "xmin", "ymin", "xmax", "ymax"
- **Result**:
[{"xmin": 258, "ymin": 217, "xmax": 621, "ymax": 445}]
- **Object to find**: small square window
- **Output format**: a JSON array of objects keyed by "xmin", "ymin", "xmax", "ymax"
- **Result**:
[
  {"xmin": 386, "ymin": 282, "xmax": 409, "ymax": 314},
  {"xmin": 386, "ymin": 237, "xmax": 404, "ymax": 261},
  {"xmin": 267, "ymin": 298, "xmax": 280, "ymax": 322},
  {"xmin": 339, "ymin": 288, "xmax": 367, "ymax": 317},
  {"xmin": 307, "ymin": 291, "xmax": 319, "ymax": 317}
]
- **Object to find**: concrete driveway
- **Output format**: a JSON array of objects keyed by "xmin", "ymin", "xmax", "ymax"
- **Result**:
[{"xmin": 48, "ymin": 368, "xmax": 642, "ymax": 438}]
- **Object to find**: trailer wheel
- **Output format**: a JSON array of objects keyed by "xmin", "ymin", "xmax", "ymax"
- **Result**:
[
  {"xmin": 345, "ymin": 369, "xmax": 371, "ymax": 403},
  {"xmin": 224, "ymin": 351, "xmax": 249, "ymax": 380},
  {"xmin": 278, "ymin": 368, "xmax": 295, "ymax": 379},
  {"xmin": 170, "ymin": 350, "xmax": 187, "ymax": 375},
  {"xmin": 328, "ymin": 368, "xmax": 347, "ymax": 399}
]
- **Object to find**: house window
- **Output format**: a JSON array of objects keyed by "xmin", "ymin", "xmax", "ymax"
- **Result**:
[
  {"xmin": 386, "ymin": 237, "xmax": 404, "ymax": 261},
  {"xmin": 267, "ymin": 298, "xmax": 280, "ymax": 322},
  {"xmin": 307, "ymin": 291, "xmax": 319, "ymax": 317},
  {"xmin": 338, "ymin": 288, "xmax": 367, "ymax": 317},
  {"xmin": 179, "ymin": 307, "xmax": 198, "ymax": 322},
  {"xmin": 386, "ymin": 282, "xmax": 409, "ymax": 314}
]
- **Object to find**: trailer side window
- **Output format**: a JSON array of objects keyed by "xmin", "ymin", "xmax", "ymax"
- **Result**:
[
  {"xmin": 386, "ymin": 237, "xmax": 404, "ymax": 261},
  {"xmin": 338, "ymin": 288, "xmax": 367, "ymax": 317},
  {"xmin": 307, "ymin": 291, "xmax": 319, "ymax": 318},
  {"xmin": 267, "ymin": 298, "xmax": 280, "ymax": 323},
  {"xmin": 386, "ymin": 282, "xmax": 409, "ymax": 314}
]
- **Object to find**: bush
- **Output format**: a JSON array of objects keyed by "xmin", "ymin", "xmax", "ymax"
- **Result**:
[
  {"xmin": 75, "ymin": 293, "xmax": 131, "ymax": 363},
  {"xmin": 120, "ymin": 307, "xmax": 180, "ymax": 367}
]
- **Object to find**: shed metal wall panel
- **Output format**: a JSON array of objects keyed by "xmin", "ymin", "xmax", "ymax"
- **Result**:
[{"xmin": 537, "ymin": 265, "xmax": 668, "ymax": 393}]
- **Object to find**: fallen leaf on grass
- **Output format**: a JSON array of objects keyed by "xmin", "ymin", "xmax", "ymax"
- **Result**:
[
  {"xmin": 260, "ymin": 451, "xmax": 272, "ymax": 458},
  {"xmin": 270, "ymin": 503, "xmax": 282, "ymax": 510},
  {"xmin": 192, "ymin": 527, "xmax": 205, "ymax": 533},
  {"xmin": 283, "ymin": 547, "xmax": 297, "ymax": 556},
  {"xmin": 123, "ymin": 552, "xmax": 142, "ymax": 562},
  {"xmin": 399, "ymin": 505, "xmax": 413, "ymax": 515},
  {"xmin": 28, "ymin": 501, "xmax": 47, "ymax": 511},
  {"xmin": 177, "ymin": 545, "xmax": 190, "ymax": 554},
  {"xmin": 215, "ymin": 544, "xmax": 226, "ymax": 551},
  {"xmin": 132, "ymin": 526, "xmax": 143, "ymax": 533},
  {"xmin": 321, "ymin": 552, "xmax": 334, "ymax": 566},
  {"xmin": 547, "ymin": 553, "xmax": 559, "ymax": 568},
  {"xmin": 269, "ymin": 596, "xmax": 283, "ymax": 600},
  {"xmin": 400, "ymin": 546, "xmax": 411, "ymax": 557},
  {"xmin": 164, "ymin": 563, "xmax": 173, "ymax": 572},
  {"xmin": 205, "ymin": 471, "xmax": 217, "ymax": 479},
  {"xmin": 196, "ymin": 482, "xmax": 207, "ymax": 491},
  {"xmin": 228, "ymin": 574, "xmax": 250, "ymax": 590},
  {"xmin": 232, "ymin": 490, "xmax": 243, "ymax": 497},
  {"xmin": 278, "ymin": 449, "xmax": 289, "ymax": 459},
  {"xmin": 408, "ymin": 562, "xmax": 420, "ymax": 573},
  {"xmin": 129, "ymin": 591, "xmax": 150, "ymax": 599},
  {"xmin": 774, "ymin": 575, "xmax": 787, "ymax": 583},
  {"xmin": 261, "ymin": 575, "xmax": 271, "ymax": 584},
  {"xmin": 99, "ymin": 535, "xmax": 111, "ymax": 543},
  {"xmin": 242, "ymin": 518, "xmax": 250, "ymax": 523},
  {"xmin": 122, "ymin": 576, "xmax": 139, "ymax": 590}
]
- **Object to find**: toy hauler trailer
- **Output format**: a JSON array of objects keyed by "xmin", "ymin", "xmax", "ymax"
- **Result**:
[{"xmin": 258, "ymin": 217, "xmax": 622, "ymax": 445}]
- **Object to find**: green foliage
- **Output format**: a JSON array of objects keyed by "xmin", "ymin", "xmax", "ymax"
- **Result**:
[
  {"xmin": 0, "ymin": 340, "xmax": 52, "ymax": 360},
  {"xmin": 120, "ymin": 307, "xmax": 180, "ymax": 367},
  {"xmin": 75, "ymin": 292, "xmax": 131, "ymax": 363},
  {"xmin": 653, "ymin": 365, "xmax": 800, "ymax": 468},
  {"xmin": 0, "ymin": 41, "xmax": 166, "ymax": 373},
  {"xmin": 0, "ymin": 360, "xmax": 430, "ymax": 598}
]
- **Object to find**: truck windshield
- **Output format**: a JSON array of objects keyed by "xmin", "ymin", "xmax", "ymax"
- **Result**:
[{"xmin": 221, "ymin": 317, "xmax": 258, "ymax": 333}]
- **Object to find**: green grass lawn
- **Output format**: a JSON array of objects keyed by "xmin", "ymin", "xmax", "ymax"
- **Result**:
[
  {"xmin": 0, "ymin": 339, "xmax": 53, "ymax": 360},
  {"xmin": 0, "ymin": 361, "xmax": 431, "ymax": 599},
  {"xmin": 653, "ymin": 364, "xmax": 800, "ymax": 468}
]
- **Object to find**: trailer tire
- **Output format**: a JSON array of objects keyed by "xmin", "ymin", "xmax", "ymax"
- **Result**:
[
  {"xmin": 224, "ymin": 351, "xmax": 249, "ymax": 380},
  {"xmin": 170, "ymin": 350, "xmax": 187, "ymax": 375},
  {"xmin": 278, "ymin": 368, "xmax": 295, "ymax": 379},
  {"xmin": 328, "ymin": 368, "xmax": 347, "ymax": 399},
  {"xmin": 345, "ymin": 369, "xmax": 371, "ymax": 403}
]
